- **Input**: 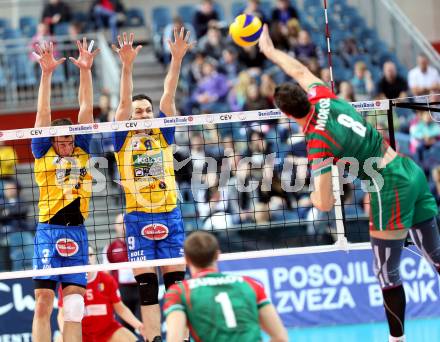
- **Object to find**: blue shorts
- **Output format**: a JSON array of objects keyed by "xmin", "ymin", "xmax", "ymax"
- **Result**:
[
  {"xmin": 124, "ymin": 208, "xmax": 185, "ymax": 261},
  {"xmin": 33, "ymin": 223, "xmax": 88, "ymax": 287}
]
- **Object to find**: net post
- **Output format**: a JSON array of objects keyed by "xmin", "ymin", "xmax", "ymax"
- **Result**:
[
  {"xmin": 387, "ymin": 99, "xmax": 396, "ymax": 150},
  {"xmin": 331, "ymin": 165, "xmax": 349, "ymax": 251}
]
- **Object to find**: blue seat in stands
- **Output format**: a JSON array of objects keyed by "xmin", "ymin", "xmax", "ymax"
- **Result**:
[
  {"xmin": 19, "ymin": 16, "xmax": 38, "ymax": 38},
  {"xmin": 152, "ymin": 6, "xmax": 172, "ymax": 32},
  {"xmin": 177, "ymin": 5, "xmax": 196, "ymax": 24},
  {"xmin": 125, "ymin": 8, "xmax": 145, "ymax": 27}
]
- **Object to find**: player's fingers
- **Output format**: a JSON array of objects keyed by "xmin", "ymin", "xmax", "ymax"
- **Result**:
[
  {"xmin": 117, "ymin": 35, "xmax": 123, "ymax": 48},
  {"xmin": 57, "ymin": 57, "xmax": 66, "ymax": 65},
  {"xmin": 92, "ymin": 48, "xmax": 101, "ymax": 57},
  {"xmin": 179, "ymin": 26, "xmax": 185, "ymax": 40},
  {"xmin": 49, "ymin": 41, "xmax": 54, "ymax": 53},
  {"xmin": 184, "ymin": 30, "xmax": 191, "ymax": 43},
  {"xmin": 189, "ymin": 41, "xmax": 197, "ymax": 50},
  {"xmin": 82, "ymin": 36, "xmax": 87, "ymax": 49},
  {"xmin": 123, "ymin": 32, "xmax": 128, "ymax": 45},
  {"xmin": 35, "ymin": 44, "xmax": 43, "ymax": 56},
  {"xmin": 135, "ymin": 45, "xmax": 143, "ymax": 54},
  {"xmin": 68, "ymin": 56, "xmax": 77, "ymax": 64},
  {"xmin": 111, "ymin": 44, "xmax": 119, "ymax": 53},
  {"xmin": 129, "ymin": 32, "xmax": 134, "ymax": 45},
  {"xmin": 42, "ymin": 41, "xmax": 48, "ymax": 53},
  {"xmin": 76, "ymin": 40, "xmax": 82, "ymax": 52},
  {"xmin": 32, "ymin": 51, "xmax": 41, "ymax": 60},
  {"xmin": 173, "ymin": 26, "xmax": 178, "ymax": 41}
]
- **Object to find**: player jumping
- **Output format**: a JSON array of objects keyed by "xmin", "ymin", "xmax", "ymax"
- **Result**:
[
  {"xmin": 111, "ymin": 30, "xmax": 194, "ymax": 341},
  {"xmin": 258, "ymin": 25, "xmax": 440, "ymax": 342},
  {"xmin": 31, "ymin": 39, "xmax": 99, "ymax": 342},
  {"xmin": 164, "ymin": 231, "xmax": 288, "ymax": 342}
]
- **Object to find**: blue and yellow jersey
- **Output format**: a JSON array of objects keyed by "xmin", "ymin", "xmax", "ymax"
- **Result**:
[
  {"xmin": 31, "ymin": 135, "xmax": 93, "ymax": 223},
  {"xmin": 113, "ymin": 112, "xmax": 177, "ymax": 214}
]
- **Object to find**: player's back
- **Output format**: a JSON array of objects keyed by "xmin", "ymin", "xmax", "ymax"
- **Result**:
[
  {"xmin": 166, "ymin": 272, "xmax": 267, "ymax": 342},
  {"xmin": 306, "ymin": 84, "xmax": 387, "ymax": 178}
]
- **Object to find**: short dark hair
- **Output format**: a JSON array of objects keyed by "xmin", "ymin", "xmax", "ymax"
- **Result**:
[
  {"xmin": 184, "ymin": 231, "xmax": 219, "ymax": 268},
  {"xmin": 274, "ymin": 83, "xmax": 311, "ymax": 119},
  {"xmin": 51, "ymin": 118, "xmax": 73, "ymax": 126},
  {"xmin": 132, "ymin": 94, "xmax": 154, "ymax": 110}
]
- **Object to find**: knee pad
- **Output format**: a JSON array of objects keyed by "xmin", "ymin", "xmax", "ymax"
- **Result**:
[
  {"xmin": 371, "ymin": 237, "xmax": 405, "ymax": 289},
  {"xmin": 63, "ymin": 294, "xmax": 85, "ymax": 323},
  {"xmin": 135, "ymin": 273, "xmax": 159, "ymax": 306},
  {"xmin": 163, "ymin": 271, "xmax": 186, "ymax": 290},
  {"xmin": 410, "ymin": 218, "xmax": 440, "ymax": 269}
]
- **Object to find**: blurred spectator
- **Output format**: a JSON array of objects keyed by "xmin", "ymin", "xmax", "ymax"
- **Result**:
[
  {"xmin": 0, "ymin": 181, "xmax": 32, "ymax": 271},
  {"xmin": 238, "ymin": 45, "xmax": 265, "ymax": 69},
  {"xmin": 0, "ymin": 141, "xmax": 17, "ymax": 182},
  {"xmin": 285, "ymin": 18, "xmax": 301, "ymax": 49},
  {"xmin": 410, "ymin": 111, "xmax": 440, "ymax": 160},
  {"xmin": 292, "ymin": 30, "xmax": 320, "ymax": 63},
  {"xmin": 219, "ymin": 48, "xmax": 243, "ymax": 81},
  {"xmin": 408, "ymin": 54, "xmax": 440, "ymax": 96},
  {"xmin": 350, "ymin": 61, "xmax": 375, "ymax": 101},
  {"xmin": 228, "ymin": 71, "xmax": 253, "ymax": 111},
  {"xmin": 307, "ymin": 58, "xmax": 321, "ymax": 77},
  {"xmin": 199, "ymin": 26, "xmax": 226, "ymax": 60},
  {"xmin": 193, "ymin": 0, "xmax": 219, "ymax": 39},
  {"xmin": 182, "ymin": 51, "xmax": 206, "ymax": 92},
  {"xmin": 320, "ymin": 67, "xmax": 332, "ymax": 87},
  {"xmin": 338, "ymin": 81, "xmax": 355, "ymax": 102},
  {"xmin": 201, "ymin": 186, "xmax": 233, "ymax": 230},
  {"xmin": 339, "ymin": 36, "xmax": 360, "ymax": 66},
  {"xmin": 183, "ymin": 60, "xmax": 229, "ymax": 114},
  {"xmin": 244, "ymin": 82, "xmax": 272, "ymax": 111},
  {"xmin": 269, "ymin": 22, "xmax": 290, "ymax": 51},
  {"xmin": 0, "ymin": 181, "xmax": 28, "ymax": 232},
  {"xmin": 377, "ymin": 61, "xmax": 408, "ymax": 99},
  {"xmin": 241, "ymin": 0, "xmax": 267, "ymax": 22},
  {"xmin": 42, "ymin": 0, "xmax": 72, "ymax": 35},
  {"xmin": 163, "ymin": 18, "xmax": 196, "ymax": 64},
  {"xmin": 431, "ymin": 166, "xmax": 440, "ymax": 207},
  {"xmin": 271, "ymin": 0, "xmax": 298, "ymax": 25},
  {"xmin": 260, "ymin": 73, "xmax": 276, "ymax": 104},
  {"xmin": 90, "ymin": 0, "xmax": 126, "ymax": 43},
  {"xmin": 102, "ymin": 213, "xmax": 141, "ymax": 333}
]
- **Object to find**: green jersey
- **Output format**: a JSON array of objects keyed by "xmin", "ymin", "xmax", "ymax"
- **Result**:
[
  {"xmin": 305, "ymin": 83, "xmax": 387, "ymax": 178},
  {"xmin": 164, "ymin": 270, "xmax": 271, "ymax": 342},
  {"xmin": 305, "ymin": 83, "xmax": 438, "ymax": 230}
]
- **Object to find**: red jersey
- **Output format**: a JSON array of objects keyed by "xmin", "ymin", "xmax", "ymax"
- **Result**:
[
  {"xmin": 105, "ymin": 238, "xmax": 136, "ymax": 284},
  {"xmin": 58, "ymin": 271, "xmax": 122, "ymax": 337}
]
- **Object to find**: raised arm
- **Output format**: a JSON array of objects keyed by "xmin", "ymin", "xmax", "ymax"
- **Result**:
[
  {"xmin": 113, "ymin": 32, "xmax": 142, "ymax": 121},
  {"xmin": 160, "ymin": 26, "xmax": 195, "ymax": 116},
  {"xmin": 33, "ymin": 42, "xmax": 66, "ymax": 128},
  {"xmin": 259, "ymin": 24, "xmax": 322, "ymax": 92},
  {"xmin": 69, "ymin": 37, "xmax": 100, "ymax": 124}
]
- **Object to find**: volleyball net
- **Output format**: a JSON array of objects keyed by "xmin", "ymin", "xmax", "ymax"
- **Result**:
[{"xmin": 0, "ymin": 96, "xmax": 430, "ymax": 280}]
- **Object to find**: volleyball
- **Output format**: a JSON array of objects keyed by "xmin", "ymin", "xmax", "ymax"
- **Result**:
[{"xmin": 229, "ymin": 14, "xmax": 263, "ymax": 47}]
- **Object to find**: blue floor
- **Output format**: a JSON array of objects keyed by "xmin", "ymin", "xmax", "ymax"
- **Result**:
[{"xmin": 264, "ymin": 317, "xmax": 440, "ymax": 341}]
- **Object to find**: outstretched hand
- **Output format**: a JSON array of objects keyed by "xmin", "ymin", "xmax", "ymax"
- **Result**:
[
  {"xmin": 69, "ymin": 37, "xmax": 100, "ymax": 70},
  {"xmin": 33, "ymin": 41, "xmax": 66, "ymax": 74},
  {"xmin": 112, "ymin": 32, "xmax": 142, "ymax": 67},
  {"xmin": 258, "ymin": 24, "xmax": 275, "ymax": 58},
  {"xmin": 168, "ymin": 26, "xmax": 195, "ymax": 61}
]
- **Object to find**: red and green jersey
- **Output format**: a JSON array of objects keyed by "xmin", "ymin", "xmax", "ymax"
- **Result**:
[
  {"xmin": 304, "ymin": 83, "xmax": 388, "ymax": 178},
  {"xmin": 163, "ymin": 269, "xmax": 271, "ymax": 342}
]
